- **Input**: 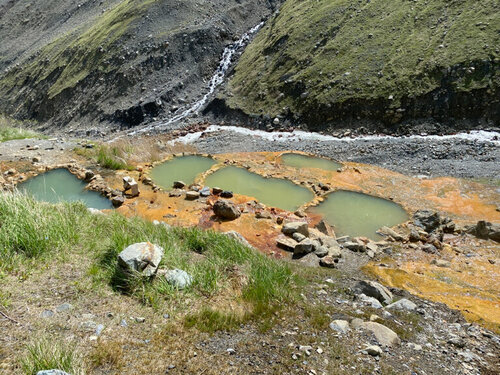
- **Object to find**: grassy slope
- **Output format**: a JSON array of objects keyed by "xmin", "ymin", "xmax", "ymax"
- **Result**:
[
  {"xmin": 0, "ymin": 193, "xmax": 294, "ymax": 314},
  {"xmin": 0, "ymin": 195, "xmax": 456, "ymax": 374},
  {"xmin": 0, "ymin": 116, "xmax": 39, "ymax": 142},
  {"xmin": 226, "ymin": 0, "xmax": 500, "ymax": 118},
  {"xmin": 0, "ymin": 0, "xmax": 154, "ymax": 99}
]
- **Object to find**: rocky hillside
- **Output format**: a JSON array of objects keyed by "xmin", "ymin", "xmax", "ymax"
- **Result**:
[
  {"xmin": 216, "ymin": 0, "xmax": 500, "ymax": 132},
  {"xmin": 0, "ymin": 0, "xmax": 279, "ymax": 134}
]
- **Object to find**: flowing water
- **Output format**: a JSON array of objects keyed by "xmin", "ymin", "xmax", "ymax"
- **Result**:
[
  {"xmin": 168, "ymin": 125, "xmax": 500, "ymax": 146},
  {"xmin": 204, "ymin": 166, "xmax": 314, "ymax": 211},
  {"xmin": 280, "ymin": 153, "xmax": 342, "ymax": 171},
  {"xmin": 129, "ymin": 23, "xmax": 264, "ymax": 136},
  {"xmin": 310, "ymin": 190, "xmax": 408, "ymax": 240},
  {"xmin": 18, "ymin": 169, "xmax": 112, "ymax": 209},
  {"xmin": 150, "ymin": 155, "xmax": 217, "ymax": 189}
]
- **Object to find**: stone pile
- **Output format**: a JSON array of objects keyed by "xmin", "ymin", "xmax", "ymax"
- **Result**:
[{"xmin": 277, "ymin": 220, "xmax": 343, "ymax": 268}]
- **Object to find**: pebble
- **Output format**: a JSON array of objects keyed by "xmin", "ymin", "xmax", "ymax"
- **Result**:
[
  {"xmin": 56, "ymin": 303, "xmax": 72, "ymax": 312},
  {"xmin": 365, "ymin": 345, "xmax": 383, "ymax": 356},
  {"xmin": 40, "ymin": 310, "xmax": 54, "ymax": 318}
]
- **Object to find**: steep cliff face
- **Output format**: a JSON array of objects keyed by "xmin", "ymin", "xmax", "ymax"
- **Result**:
[
  {"xmin": 218, "ymin": 0, "xmax": 499, "ymax": 132},
  {"xmin": 0, "ymin": 0, "xmax": 279, "ymax": 134}
]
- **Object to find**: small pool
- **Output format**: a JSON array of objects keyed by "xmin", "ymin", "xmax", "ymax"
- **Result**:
[
  {"xmin": 18, "ymin": 169, "xmax": 112, "ymax": 209},
  {"xmin": 309, "ymin": 190, "xmax": 408, "ymax": 240},
  {"xmin": 281, "ymin": 153, "xmax": 342, "ymax": 171},
  {"xmin": 204, "ymin": 166, "xmax": 314, "ymax": 211},
  {"xmin": 150, "ymin": 155, "xmax": 217, "ymax": 189}
]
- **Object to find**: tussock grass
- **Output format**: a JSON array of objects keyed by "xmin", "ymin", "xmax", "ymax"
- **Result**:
[
  {"xmin": 88, "ymin": 340, "xmax": 123, "ymax": 370},
  {"xmin": 96, "ymin": 145, "xmax": 134, "ymax": 170},
  {"xmin": 184, "ymin": 307, "xmax": 243, "ymax": 333},
  {"xmin": 0, "ymin": 115, "xmax": 39, "ymax": 142},
  {"xmin": 20, "ymin": 338, "xmax": 81, "ymax": 375},
  {"xmin": 0, "ymin": 193, "xmax": 86, "ymax": 271},
  {"xmin": 75, "ymin": 136, "xmax": 197, "ymax": 168},
  {"xmin": 0, "ymin": 192, "xmax": 296, "ymax": 330}
]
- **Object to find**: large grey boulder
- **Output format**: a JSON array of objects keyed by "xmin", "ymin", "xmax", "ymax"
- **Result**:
[
  {"xmin": 358, "ymin": 293, "xmax": 383, "ymax": 309},
  {"xmin": 118, "ymin": 242, "xmax": 164, "ymax": 277},
  {"xmin": 344, "ymin": 241, "xmax": 366, "ymax": 252},
  {"xmin": 365, "ymin": 345, "xmax": 383, "ymax": 356},
  {"xmin": 185, "ymin": 191, "xmax": 200, "ymax": 200},
  {"xmin": 413, "ymin": 210, "xmax": 441, "ymax": 233},
  {"xmin": 164, "ymin": 269, "xmax": 193, "ymax": 289},
  {"xmin": 294, "ymin": 239, "xmax": 314, "ymax": 256},
  {"xmin": 111, "ymin": 195, "xmax": 125, "ymax": 207},
  {"xmin": 354, "ymin": 280, "xmax": 393, "ymax": 305},
  {"xmin": 276, "ymin": 235, "xmax": 298, "ymax": 251},
  {"xmin": 213, "ymin": 199, "xmax": 241, "ymax": 220},
  {"xmin": 36, "ymin": 371, "xmax": 72, "ymax": 375},
  {"xmin": 472, "ymin": 221, "xmax": 500, "ymax": 242},
  {"xmin": 385, "ymin": 298, "xmax": 417, "ymax": 311},
  {"xmin": 173, "ymin": 181, "xmax": 186, "ymax": 189},
  {"xmin": 315, "ymin": 219, "xmax": 335, "ymax": 237},
  {"xmin": 329, "ymin": 320, "xmax": 350, "ymax": 334},
  {"xmin": 282, "ymin": 222, "xmax": 309, "ymax": 237},
  {"xmin": 359, "ymin": 322, "xmax": 400, "ymax": 346}
]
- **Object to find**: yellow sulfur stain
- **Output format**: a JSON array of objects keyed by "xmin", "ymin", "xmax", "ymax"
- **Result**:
[{"xmin": 365, "ymin": 260, "xmax": 500, "ymax": 334}]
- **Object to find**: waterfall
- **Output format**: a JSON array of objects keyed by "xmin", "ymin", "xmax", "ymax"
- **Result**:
[{"xmin": 128, "ymin": 22, "xmax": 264, "ymax": 136}]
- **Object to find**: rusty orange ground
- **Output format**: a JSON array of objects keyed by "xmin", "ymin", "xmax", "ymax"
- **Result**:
[{"xmin": 2, "ymin": 150, "xmax": 499, "ymax": 332}]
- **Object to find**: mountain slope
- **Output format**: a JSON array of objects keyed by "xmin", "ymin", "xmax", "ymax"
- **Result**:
[
  {"xmin": 219, "ymin": 0, "xmax": 500, "ymax": 132},
  {"xmin": 0, "ymin": 0, "xmax": 279, "ymax": 134}
]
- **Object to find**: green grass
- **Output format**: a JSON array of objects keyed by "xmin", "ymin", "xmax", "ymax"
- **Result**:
[
  {"xmin": 0, "ymin": 194, "xmax": 85, "ymax": 271},
  {"xmin": 96, "ymin": 145, "xmax": 134, "ymax": 170},
  {"xmin": 226, "ymin": 0, "xmax": 499, "ymax": 119},
  {"xmin": 0, "ymin": 192, "xmax": 296, "ymax": 328},
  {"xmin": 20, "ymin": 338, "xmax": 80, "ymax": 375},
  {"xmin": 184, "ymin": 307, "xmax": 243, "ymax": 333},
  {"xmin": 0, "ymin": 116, "xmax": 39, "ymax": 142}
]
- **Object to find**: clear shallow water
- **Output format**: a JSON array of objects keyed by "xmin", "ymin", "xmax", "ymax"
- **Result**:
[
  {"xmin": 204, "ymin": 166, "xmax": 314, "ymax": 211},
  {"xmin": 150, "ymin": 155, "xmax": 217, "ymax": 189},
  {"xmin": 18, "ymin": 169, "xmax": 112, "ymax": 209},
  {"xmin": 281, "ymin": 153, "xmax": 342, "ymax": 171},
  {"xmin": 310, "ymin": 190, "xmax": 408, "ymax": 240}
]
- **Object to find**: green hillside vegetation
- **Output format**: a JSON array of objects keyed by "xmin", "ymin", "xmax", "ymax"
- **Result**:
[
  {"xmin": 0, "ymin": 0, "xmax": 154, "ymax": 99},
  {"xmin": 226, "ymin": 0, "xmax": 499, "ymax": 122},
  {"xmin": 0, "ymin": 116, "xmax": 39, "ymax": 142}
]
